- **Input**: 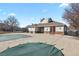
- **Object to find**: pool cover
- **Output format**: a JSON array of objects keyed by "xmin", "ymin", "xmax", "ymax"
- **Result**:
[
  {"xmin": 0, "ymin": 43, "xmax": 64, "ymax": 56},
  {"xmin": 0, "ymin": 34, "xmax": 30, "ymax": 41}
]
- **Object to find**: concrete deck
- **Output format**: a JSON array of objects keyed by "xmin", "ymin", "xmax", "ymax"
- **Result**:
[{"xmin": 0, "ymin": 33, "xmax": 79, "ymax": 56}]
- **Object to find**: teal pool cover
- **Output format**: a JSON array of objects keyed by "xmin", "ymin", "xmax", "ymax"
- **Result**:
[
  {"xmin": 0, "ymin": 34, "xmax": 30, "ymax": 41},
  {"xmin": 0, "ymin": 43, "xmax": 64, "ymax": 56}
]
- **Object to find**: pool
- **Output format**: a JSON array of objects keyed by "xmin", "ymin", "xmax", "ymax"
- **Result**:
[
  {"xmin": 0, "ymin": 34, "xmax": 30, "ymax": 42},
  {"xmin": 0, "ymin": 43, "xmax": 64, "ymax": 56}
]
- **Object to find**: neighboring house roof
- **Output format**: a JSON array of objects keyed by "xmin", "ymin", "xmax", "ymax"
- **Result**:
[
  {"xmin": 27, "ymin": 21, "xmax": 65, "ymax": 28},
  {"xmin": 0, "ymin": 23, "xmax": 11, "ymax": 29},
  {"xmin": 0, "ymin": 23, "xmax": 5, "ymax": 26},
  {"xmin": 0, "ymin": 23, "xmax": 5, "ymax": 28}
]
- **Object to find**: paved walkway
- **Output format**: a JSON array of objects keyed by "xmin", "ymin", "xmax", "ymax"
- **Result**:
[{"xmin": 0, "ymin": 33, "xmax": 79, "ymax": 56}]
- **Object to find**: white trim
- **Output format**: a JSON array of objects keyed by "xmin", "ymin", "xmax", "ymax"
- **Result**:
[{"xmin": 56, "ymin": 27, "xmax": 64, "ymax": 32}]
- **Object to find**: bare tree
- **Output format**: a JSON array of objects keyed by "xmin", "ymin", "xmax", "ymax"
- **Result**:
[
  {"xmin": 0, "ymin": 20, "xmax": 5, "ymax": 31},
  {"xmin": 4, "ymin": 16, "xmax": 19, "ymax": 32},
  {"xmin": 62, "ymin": 3, "xmax": 79, "ymax": 29},
  {"xmin": 0, "ymin": 20, "xmax": 2, "ymax": 31},
  {"xmin": 0, "ymin": 20, "xmax": 2, "ymax": 23}
]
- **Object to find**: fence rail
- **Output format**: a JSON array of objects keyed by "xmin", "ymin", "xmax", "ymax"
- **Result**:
[{"xmin": 66, "ymin": 30, "xmax": 79, "ymax": 36}]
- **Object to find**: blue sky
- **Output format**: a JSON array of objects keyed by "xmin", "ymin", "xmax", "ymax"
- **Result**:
[{"xmin": 0, "ymin": 3, "xmax": 69, "ymax": 27}]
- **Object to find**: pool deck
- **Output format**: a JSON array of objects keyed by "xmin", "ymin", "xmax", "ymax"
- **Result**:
[{"xmin": 0, "ymin": 33, "xmax": 79, "ymax": 56}]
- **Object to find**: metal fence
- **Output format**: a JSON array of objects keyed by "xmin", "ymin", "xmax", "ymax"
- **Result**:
[{"xmin": 66, "ymin": 30, "xmax": 79, "ymax": 36}]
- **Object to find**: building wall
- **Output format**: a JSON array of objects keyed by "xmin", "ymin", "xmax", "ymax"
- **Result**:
[
  {"xmin": 28, "ymin": 27, "xmax": 35, "ymax": 33},
  {"xmin": 28, "ymin": 26, "xmax": 65, "ymax": 35},
  {"xmin": 55, "ymin": 26, "xmax": 64, "ymax": 32},
  {"xmin": 44, "ymin": 27, "xmax": 50, "ymax": 33},
  {"xmin": 35, "ymin": 27, "xmax": 39, "ymax": 32},
  {"xmin": 35, "ymin": 27, "xmax": 44, "ymax": 33}
]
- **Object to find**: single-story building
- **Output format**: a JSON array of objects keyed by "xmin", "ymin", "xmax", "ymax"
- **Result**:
[{"xmin": 27, "ymin": 18, "xmax": 67, "ymax": 35}]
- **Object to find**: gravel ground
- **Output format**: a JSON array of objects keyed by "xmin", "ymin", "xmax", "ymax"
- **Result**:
[{"xmin": 0, "ymin": 33, "xmax": 79, "ymax": 56}]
